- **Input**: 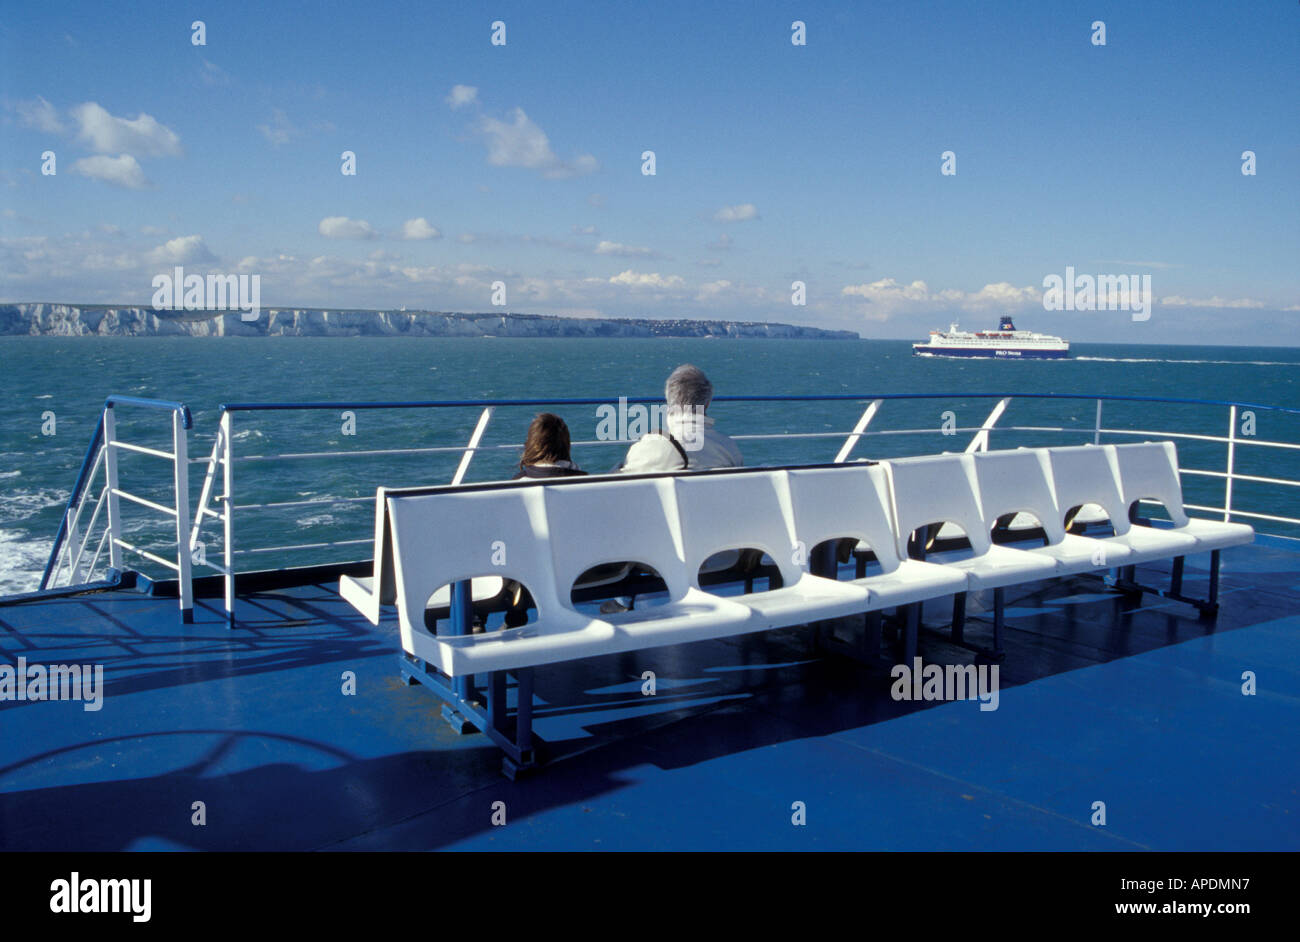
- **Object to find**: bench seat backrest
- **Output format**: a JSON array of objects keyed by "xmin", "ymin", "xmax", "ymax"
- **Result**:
[
  {"xmin": 1045, "ymin": 444, "xmax": 1132, "ymax": 534},
  {"xmin": 972, "ymin": 448, "xmax": 1067, "ymax": 543},
  {"xmin": 543, "ymin": 477, "xmax": 691, "ymax": 601},
  {"xmin": 785, "ymin": 464, "xmax": 906, "ymax": 572},
  {"xmin": 1110, "ymin": 442, "xmax": 1190, "ymax": 526},
  {"xmin": 673, "ymin": 471, "xmax": 801, "ymax": 588},
  {"xmin": 387, "ymin": 487, "xmax": 565, "ymax": 647},
  {"xmin": 881, "ymin": 453, "xmax": 990, "ymax": 558}
]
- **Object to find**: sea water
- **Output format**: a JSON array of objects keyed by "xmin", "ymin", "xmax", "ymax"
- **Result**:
[{"xmin": 0, "ymin": 336, "xmax": 1297, "ymax": 593}]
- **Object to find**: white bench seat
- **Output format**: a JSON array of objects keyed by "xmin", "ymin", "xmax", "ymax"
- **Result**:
[
  {"xmin": 358, "ymin": 441, "xmax": 1250, "ymax": 771},
  {"xmin": 1110, "ymin": 442, "xmax": 1255, "ymax": 554},
  {"xmin": 884, "ymin": 453, "xmax": 1060, "ymax": 592},
  {"xmin": 413, "ymin": 588, "xmax": 755, "ymax": 676}
]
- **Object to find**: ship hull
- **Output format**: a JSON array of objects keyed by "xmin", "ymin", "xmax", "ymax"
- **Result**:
[{"xmin": 913, "ymin": 345, "xmax": 1069, "ymax": 359}]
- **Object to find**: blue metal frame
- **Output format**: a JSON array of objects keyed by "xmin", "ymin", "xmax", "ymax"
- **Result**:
[{"xmin": 398, "ymin": 576, "xmax": 541, "ymax": 777}]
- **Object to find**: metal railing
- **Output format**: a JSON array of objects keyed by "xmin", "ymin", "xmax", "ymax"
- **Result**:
[
  {"xmin": 40, "ymin": 396, "xmax": 195, "ymax": 621},
  {"xmin": 32, "ymin": 392, "xmax": 1300, "ymax": 625}
]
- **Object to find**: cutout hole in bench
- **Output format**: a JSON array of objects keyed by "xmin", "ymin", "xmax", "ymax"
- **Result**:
[
  {"xmin": 908, "ymin": 521, "xmax": 969, "ymax": 560},
  {"xmin": 1065, "ymin": 502, "xmax": 1116, "ymax": 535},
  {"xmin": 810, "ymin": 538, "xmax": 866, "ymax": 580},
  {"xmin": 423, "ymin": 575, "xmax": 515, "ymax": 632},
  {"xmin": 1127, "ymin": 498, "xmax": 1175, "ymax": 529},
  {"xmin": 991, "ymin": 511, "xmax": 1048, "ymax": 547},
  {"xmin": 570, "ymin": 561, "xmax": 668, "ymax": 609},
  {"xmin": 698, "ymin": 548, "xmax": 781, "ymax": 593}
]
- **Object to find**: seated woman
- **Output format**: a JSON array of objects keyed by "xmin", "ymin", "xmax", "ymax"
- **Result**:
[
  {"xmin": 503, "ymin": 413, "xmax": 586, "ymax": 627},
  {"xmin": 514, "ymin": 412, "xmax": 588, "ymax": 480}
]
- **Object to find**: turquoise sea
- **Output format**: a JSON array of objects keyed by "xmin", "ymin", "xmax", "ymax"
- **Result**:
[{"xmin": 1, "ymin": 336, "xmax": 1298, "ymax": 594}]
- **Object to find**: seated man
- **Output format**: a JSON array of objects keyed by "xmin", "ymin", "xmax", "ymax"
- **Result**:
[{"xmin": 620, "ymin": 364, "xmax": 742, "ymax": 472}]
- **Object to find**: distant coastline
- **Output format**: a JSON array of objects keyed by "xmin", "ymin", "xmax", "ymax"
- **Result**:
[{"xmin": 0, "ymin": 303, "xmax": 859, "ymax": 340}]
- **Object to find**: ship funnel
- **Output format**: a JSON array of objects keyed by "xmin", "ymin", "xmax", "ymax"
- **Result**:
[{"xmin": 999, "ymin": 315, "xmax": 1016, "ymax": 331}]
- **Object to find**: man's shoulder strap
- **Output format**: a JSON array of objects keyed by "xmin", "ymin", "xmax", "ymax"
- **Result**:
[{"xmin": 655, "ymin": 423, "xmax": 689, "ymax": 469}]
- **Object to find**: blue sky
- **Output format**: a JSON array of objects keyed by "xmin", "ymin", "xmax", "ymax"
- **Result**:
[{"xmin": 1, "ymin": 0, "xmax": 1297, "ymax": 343}]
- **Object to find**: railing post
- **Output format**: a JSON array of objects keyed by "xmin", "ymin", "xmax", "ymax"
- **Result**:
[
  {"xmin": 834, "ymin": 399, "xmax": 883, "ymax": 463},
  {"xmin": 189, "ymin": 427, "xmax": 223, "ymax": 561},
  {"xmin": 173, "ymin": 408, "xmax": 193, "ymax": 623},
  {"xmin": 1093, "ymin": 399, "xmax": 1103, "ymax": 445},
  {"xmin": 965, "ymin": 397, "xmax": 1011, "ymax": 453},
  {"xmin": 1224, "ymin": 405, "xmax": 1237, "ymax": 523},
  {"xmin": 451, "ymin": 407, "xmax": 494, "ymax": 486},
  {"xmin": 40, "ymin": 412, "xmax": 106, "ymax": 591},
  {"xmin": 102, "ymin": 406, "xmax": 124, "ymax": 570},
  {"xmin": 221, "ymin": 410, "xmax": 235, "ymax": 627}
]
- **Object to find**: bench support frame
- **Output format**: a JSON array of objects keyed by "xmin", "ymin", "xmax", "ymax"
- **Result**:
[
  {"xmin": 400, "ymin": 653, "xmax": 543, "ymax": 778},
  {"xmin": 401, "ymin": 580, "xmax": 543, "ymax": 777},
  {"xmin": 1105, "ymin": 550, "xmax": 1222, "ymax": 616}
]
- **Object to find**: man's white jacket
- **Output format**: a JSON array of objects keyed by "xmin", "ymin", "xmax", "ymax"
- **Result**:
[{"xmin": 620, "ymin": 411, "xmax": 743, "ymax": 473}]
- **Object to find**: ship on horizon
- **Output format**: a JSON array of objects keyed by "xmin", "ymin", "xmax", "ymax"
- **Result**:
[{"xmin": 912, "ymin": 316, "xmax": 1069, "ymax": 359}]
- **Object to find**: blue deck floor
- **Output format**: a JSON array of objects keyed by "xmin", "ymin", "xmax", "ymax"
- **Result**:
[{"xmin": 1, "ymin": 539, "xmax": 1297, "ymax": 851}]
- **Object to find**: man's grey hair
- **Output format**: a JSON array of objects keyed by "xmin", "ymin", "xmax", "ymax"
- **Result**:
[{"xmin": 665, "ymin": 364, "xmax": 713, "ymax": 412}]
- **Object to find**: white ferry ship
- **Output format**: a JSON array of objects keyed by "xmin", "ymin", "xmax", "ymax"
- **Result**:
[{"xmin": 913, "ymin": 316, "xmax": 1069, "ymax": 359}]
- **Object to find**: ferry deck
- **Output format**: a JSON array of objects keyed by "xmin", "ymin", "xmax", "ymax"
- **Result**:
[{"xmin": 1, "ymin": 392, "xmax": 1297, "ymax": 852}]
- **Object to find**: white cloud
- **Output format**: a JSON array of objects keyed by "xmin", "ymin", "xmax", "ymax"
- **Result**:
[
  {"xmin": 257, "ymin": 108, "xmax": 296, "ymax": 147},
  {"xmin": 595, "ymin": 240, "xmax": 657, "ymax": 258},
  {"xmin": 713, "ymin": 203, "xmax": 758, "ymax": 223},
  {"xmin": 843, "ymin": 278, "xmax": 931, "ymax": 303},
  {"xmin": 400, "ymin": 217, "xmax": 441, "ymax": 240},
  {"xmin": 147, "ymin": 234, "xmax": 216, "ymax": 265},
  {"xmin": 842, "ymin": 278, "xmax": 1040, "ymax": 312},
  {"xmin": 475, "ymin": 107, "xmax": 599, "ymax": 178},
  {"xmin": 708, "ymin": 233, "xmax": 733, "ymax": 250},
  {"xmin": 1159, "ymin": 295, "xmax": 1266, "ymax": 309},
  {"xmin": 609, "ymin": 270, "xmax": 684, "ymax": 288},
  {"xmin": 71, "ymin": 154, "xmax": 150, "ymax": 189},
  {"xmin": 71, "ymin": 102, "xmax": 181, "ymax": 157},
  {"xmin": 572, "ymin": 224, "xmax": 598, "ymax": 235},
  {"xmin": 446, "ymin": 85, "xmax": 479, "ymax": 109},
  {"xmin": 318, "ymin": 216, "xmax": 378, "ymax": 240},
  {"xmin": 15, "ymin": 97, "xmax": 65, "ymax": 134},
  {"xmin": 696, "ymin": 279, "xmax": 732, "ymax": 300},
  {"xmin": 200, "ymin": 59, "xmax": 232, "ymax": 87},
  {"xmin": 458, "ymin": 233, "xmax": 477, "ymax": 243}
]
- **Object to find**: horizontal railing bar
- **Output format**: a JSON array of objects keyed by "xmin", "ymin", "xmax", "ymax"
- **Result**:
[
  {"xmin": 113, "ymin": 539, "xmax": 181, "ymax": 571},
  {"xmin": 1226, "ymin": 509, "xmax": 1300, "ymax": 526},
  {"xmin": 1184, "ymin": 505, "xmax": 1300, "ymax": 526},
  {"xmin": 235, "ymin": 445, "xmax": 489, "ymax": 462},
  {"xmin": 1100, "ymin": 428, "xmax": 1300, "ymax": 450},
  {"xmin": 1100, "ymin": 428, "xmax": 1234, "ymax": 445},
  {"xmin": 232, "ymin": 496, "xmax": 373, "ymax": 511},
  {"xmin": 218, "ymin": 393, "xmax": 1300, "ymax": 415},
  {"xmin": 111, "ymin": 489, "xmax": 178, "ymax": 517},
  {"xmin": 1182, "ymin": 469, "xmax": 1300, "ymax": 488},
  {"xmin": 109, "ymin": 441, "xmax": 176, "ymax": 460},
  {"xmin": 106, "ymin": 395, "xmax": 192, "ymax": 429},
  {"xmin": 232, "ymin": 538, "xmax": 373, "ymax": 554}
]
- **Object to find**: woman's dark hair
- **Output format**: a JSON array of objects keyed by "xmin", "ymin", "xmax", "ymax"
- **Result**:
[{"xmin": 520, "ymin": 412, "xmax": 572, "ymax": 467}]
